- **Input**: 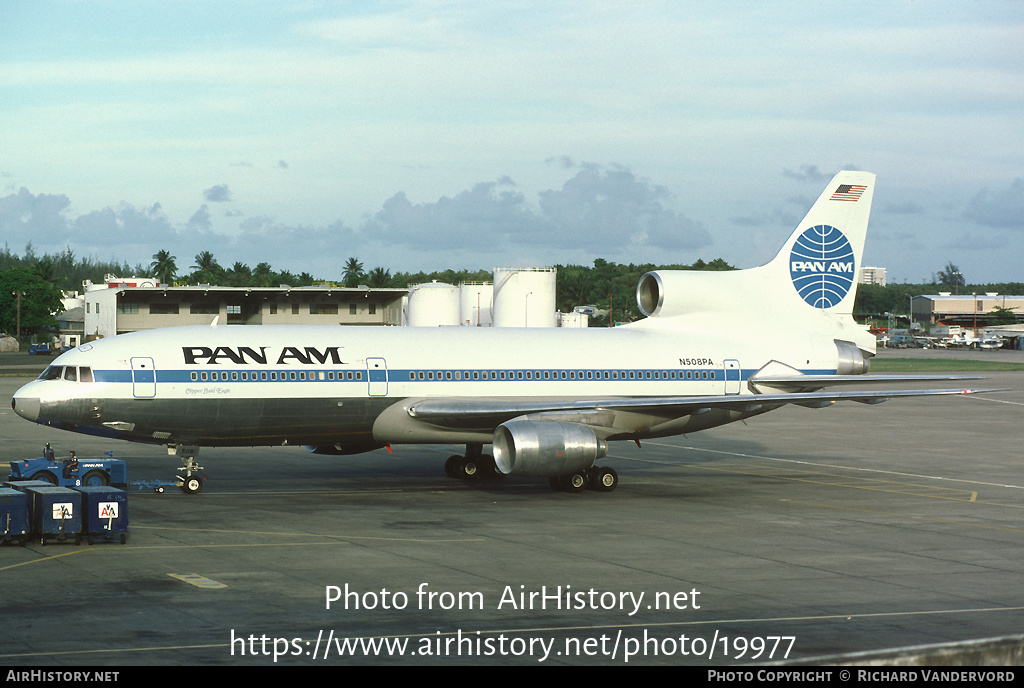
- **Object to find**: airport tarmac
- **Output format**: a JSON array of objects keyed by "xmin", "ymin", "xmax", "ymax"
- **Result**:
[{"xmin": 1, "ymin": 367, "xmax": 1023, "ymax": 666}]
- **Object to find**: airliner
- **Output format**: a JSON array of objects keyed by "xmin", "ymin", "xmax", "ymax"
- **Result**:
[{"xmin": 11, "ymin": 171, "xmax": 988, "ymax": 494}]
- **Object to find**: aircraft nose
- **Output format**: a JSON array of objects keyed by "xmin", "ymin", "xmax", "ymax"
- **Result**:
[{"xmin": 12, "ymin": 387, "xmax": 41, "ymax": 422}]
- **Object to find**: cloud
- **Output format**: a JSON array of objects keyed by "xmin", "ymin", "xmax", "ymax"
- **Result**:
[
  {"xmin": 71, "ymin": 202, "xmax": 175, "ymax": 246},
  {"xmin": 964, "ymin": 178, "xmax": 1024, "ymax": 229},
  {"xmin": 537, "ymin": 166, "xmax": 711, "ymax": 251},
  {"xmin": 362, "ymin": 166, "xmax": 711, "ymax": 256},
  {"xmin": 203, "ymin": 184, "xmax": 233, "ymax": 203},
  {"xmin": 364, "ymin": 178, "xmax": 535, "ymax": 251},
  {"xmin": 0, "ymin": 188, "xmax": 71, "ymax": 245},
  {"xmin": 883, "ymin": 201, "xmax": 924, "ymax": 215},
  {"xmin": 782, "ymin": 165, "xmax": 860, "ymax": 183}
]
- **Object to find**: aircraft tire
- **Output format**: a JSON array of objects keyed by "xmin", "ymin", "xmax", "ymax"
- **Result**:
[
  {"xmin": 444, "ymin": 455, "xmax": 462, "ymax": 478},
  {"xmin": 181, "ymin": 475, "xmax": 203, "ymax": 494},
  {"xmin": 459, "ymin": 457, "xmax": 479, "ymax": 480},
  {"xmin": 477, "ymin": 454, "xmax": 505, "ymax": 480},
  {"xmin": 590, "ymin": 467, "xmax": 618, "ymax": 492},
  {"xmin": 558, "ymin": 473, "xmax": 587, "ymax": 493}
]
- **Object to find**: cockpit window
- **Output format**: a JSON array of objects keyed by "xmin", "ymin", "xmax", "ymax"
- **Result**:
[
  {"xmin": 64, "ymin": 367, "xmax": 78, "ymax": 382},
  {"xmin": 79, "ymin": 367, "xmax": 94, "ymax": 383},
  {"xmin": 40, "ymin": 366, "xmax": 63, "ymax": 381}
]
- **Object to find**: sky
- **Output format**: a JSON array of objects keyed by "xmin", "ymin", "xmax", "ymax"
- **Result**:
[{"xmin": 2, "ymin": 1, "xmax": 1023, "ymax": 286}]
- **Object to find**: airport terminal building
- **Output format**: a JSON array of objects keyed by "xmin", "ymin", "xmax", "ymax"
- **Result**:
[
  {"xmin": 80, "ymin": 283, "xmax": 407, "ymax": 340},
  {"xmin": 911, "ymin": 293, "xmax": 1024, "ymax": 326}
]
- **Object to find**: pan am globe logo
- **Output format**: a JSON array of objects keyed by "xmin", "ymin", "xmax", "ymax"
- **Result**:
[{"xmin": 789, "ymin": 224, "xmax": 855, "ymax": 309}]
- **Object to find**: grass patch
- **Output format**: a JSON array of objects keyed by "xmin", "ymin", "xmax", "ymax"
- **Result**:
[{"xmin": 870, "ymin": 358, "xmax": 1024, "ymax": 372}]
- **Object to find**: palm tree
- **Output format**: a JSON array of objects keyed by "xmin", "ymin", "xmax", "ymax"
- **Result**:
[
  {"xmin": 191, "ymin": 251, "xmax": 222, "ymax": 285},
  {"xmin": 368, "ymin": 267, "xmax": 391, "ymax": 288},
  {"xmin": 253, "ymin": 262, "xmax": 274, "ymax": 287},
  {"xmin": 226, "ymin": 262, "xmax": 252, "ymax": 287},
  {"xmin": 343, "ymin": 257, "xmax": 364, "ymax": 287},
  {"xmin": 150, "ymin": 249, "xmax": 177, "ymax": 285}
]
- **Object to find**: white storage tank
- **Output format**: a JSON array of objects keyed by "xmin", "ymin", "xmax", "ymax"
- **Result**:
[
  {"xmin": 460, "ymin": 282, "xmax": 493, "ymax": 327},
  {"xmin": 492, "ymin": 267, "xmax": 557, "ymax": 328},
  {"xmin": 406, "ymin": 282, "xmax": 461, "ymax": 327}
]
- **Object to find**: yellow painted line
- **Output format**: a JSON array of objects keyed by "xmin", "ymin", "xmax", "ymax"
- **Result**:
[
  {"xmin": 0, "ymin": 548, "xmax": 91, "ymax": 572},
  {"xmin": 168, "ymin": 573, "xmax": 227, "ymax": 589}
]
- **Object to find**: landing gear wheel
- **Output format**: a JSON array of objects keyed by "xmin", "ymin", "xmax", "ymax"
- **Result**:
[
  {"xmin": 180, "ymin": 474, "xmax": 203, "ymax": 494},
  {"xmin": 459, "ymin": 457, "xmax": 480, "ymax": 480},
  {"xmin": 444, "ymin": 455, "xmax": 463, "ymax": 478},
  {"xmin": 590, "ymin": 467, "xmax": 618, "ymax": 492},
  {"xmin": 477, "ymin": 454, "xmax": 505, "ymax": 481},
  {"xmin": 557, "ymin": 472, "xmax": 587, "ymax": 493}
]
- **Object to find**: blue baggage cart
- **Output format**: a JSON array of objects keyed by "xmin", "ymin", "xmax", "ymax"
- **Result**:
[
  {"xmin": 0, "ymin": 487, "xmax": 30, "ymax": 546},
  {"xmin": 74, "ymin": 486, "xmax": 129, "ymax": 544},
  {"xmin": 25, "ymin": 486, "xmax": 82, "ymax": 545}
]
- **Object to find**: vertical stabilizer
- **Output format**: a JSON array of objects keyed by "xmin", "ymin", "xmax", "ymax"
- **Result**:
[
  {"xmin": 766, "ymin": 171, "xmax": 875, "ymax": 315},
  {"xmin": 770, "ymin": 170, "xmax": 880, "ymax": 313}
]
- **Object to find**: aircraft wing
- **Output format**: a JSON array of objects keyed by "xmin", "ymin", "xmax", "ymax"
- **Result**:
[{"xmin": 406, "ymin": 385, "xmax": 999, "ymax": 434}]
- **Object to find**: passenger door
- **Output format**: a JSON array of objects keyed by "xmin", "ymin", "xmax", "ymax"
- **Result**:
[
  {"xmin": 131, "ymin": 357, "xmax": 156, "ymax": 398},
  {"xmin": 366, "ymin": 358, "xmax": 388, "ymax": 397}
]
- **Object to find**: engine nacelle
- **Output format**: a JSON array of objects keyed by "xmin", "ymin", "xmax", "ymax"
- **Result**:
[
  {"xmin": 835, "ymin": 339, "xmax": 871, "ymax": 375},
  {"xmin": 492, "ymin": 420, "xmax": 607, "ymax": 477},
  {"xmin": 637, "ymin": 269, "xmax": 751, "ymax": 319}
]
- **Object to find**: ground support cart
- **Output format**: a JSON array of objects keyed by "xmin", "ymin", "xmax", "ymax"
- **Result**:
[
  {"xmin": 74, "ymin": 486, "xmax": 129, "ymax": 544},
  {"xmin": 25, "ymin": 486, "xmax": 82, "ymax": 545},
  {"xmin": 0, "ymin": 487, "xmax": 30, "ymax": 546}
]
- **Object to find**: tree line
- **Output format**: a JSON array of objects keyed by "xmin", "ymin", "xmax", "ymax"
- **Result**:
[{"xmin": 2, "ymin": 243, "xmax": 1021, "ymax": 337}]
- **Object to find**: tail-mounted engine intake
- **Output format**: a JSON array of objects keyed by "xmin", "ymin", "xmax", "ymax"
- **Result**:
[{"xmin": 492, "ymin": 420, "xmax": 608, "ymax": 477}]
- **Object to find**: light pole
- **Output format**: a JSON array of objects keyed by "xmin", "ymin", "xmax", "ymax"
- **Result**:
[{"xmin": 11, "ymin": 290, "xmax": 26, "ymax": 339}]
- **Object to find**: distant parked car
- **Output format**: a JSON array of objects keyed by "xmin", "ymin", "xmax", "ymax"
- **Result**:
[{"xmin": 28, "ymin": 344, "xmax": 52, "ymax": 355}]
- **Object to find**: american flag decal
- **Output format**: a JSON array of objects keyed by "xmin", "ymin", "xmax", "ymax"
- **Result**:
[{"xmin": 830, "ymin": 184, "xmax": 867, "ymax": 202}]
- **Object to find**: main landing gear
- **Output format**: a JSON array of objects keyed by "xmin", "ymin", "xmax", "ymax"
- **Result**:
[
  {"xmin": 548, "ymin": 466, "xmax": 618, "ymax": 493},
  {"xmin": 445, "ymin": 444, "xmax": 503, "ymax": 481},
  {"xmin": 444, "ymin": 444, "xmax": 619, "ymax": 493}
]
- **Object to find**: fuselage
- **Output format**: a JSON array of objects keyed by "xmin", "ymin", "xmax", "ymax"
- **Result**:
[{"xmin": 12, "ymin": 321, "xmax": 842, "ymax": 450}]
